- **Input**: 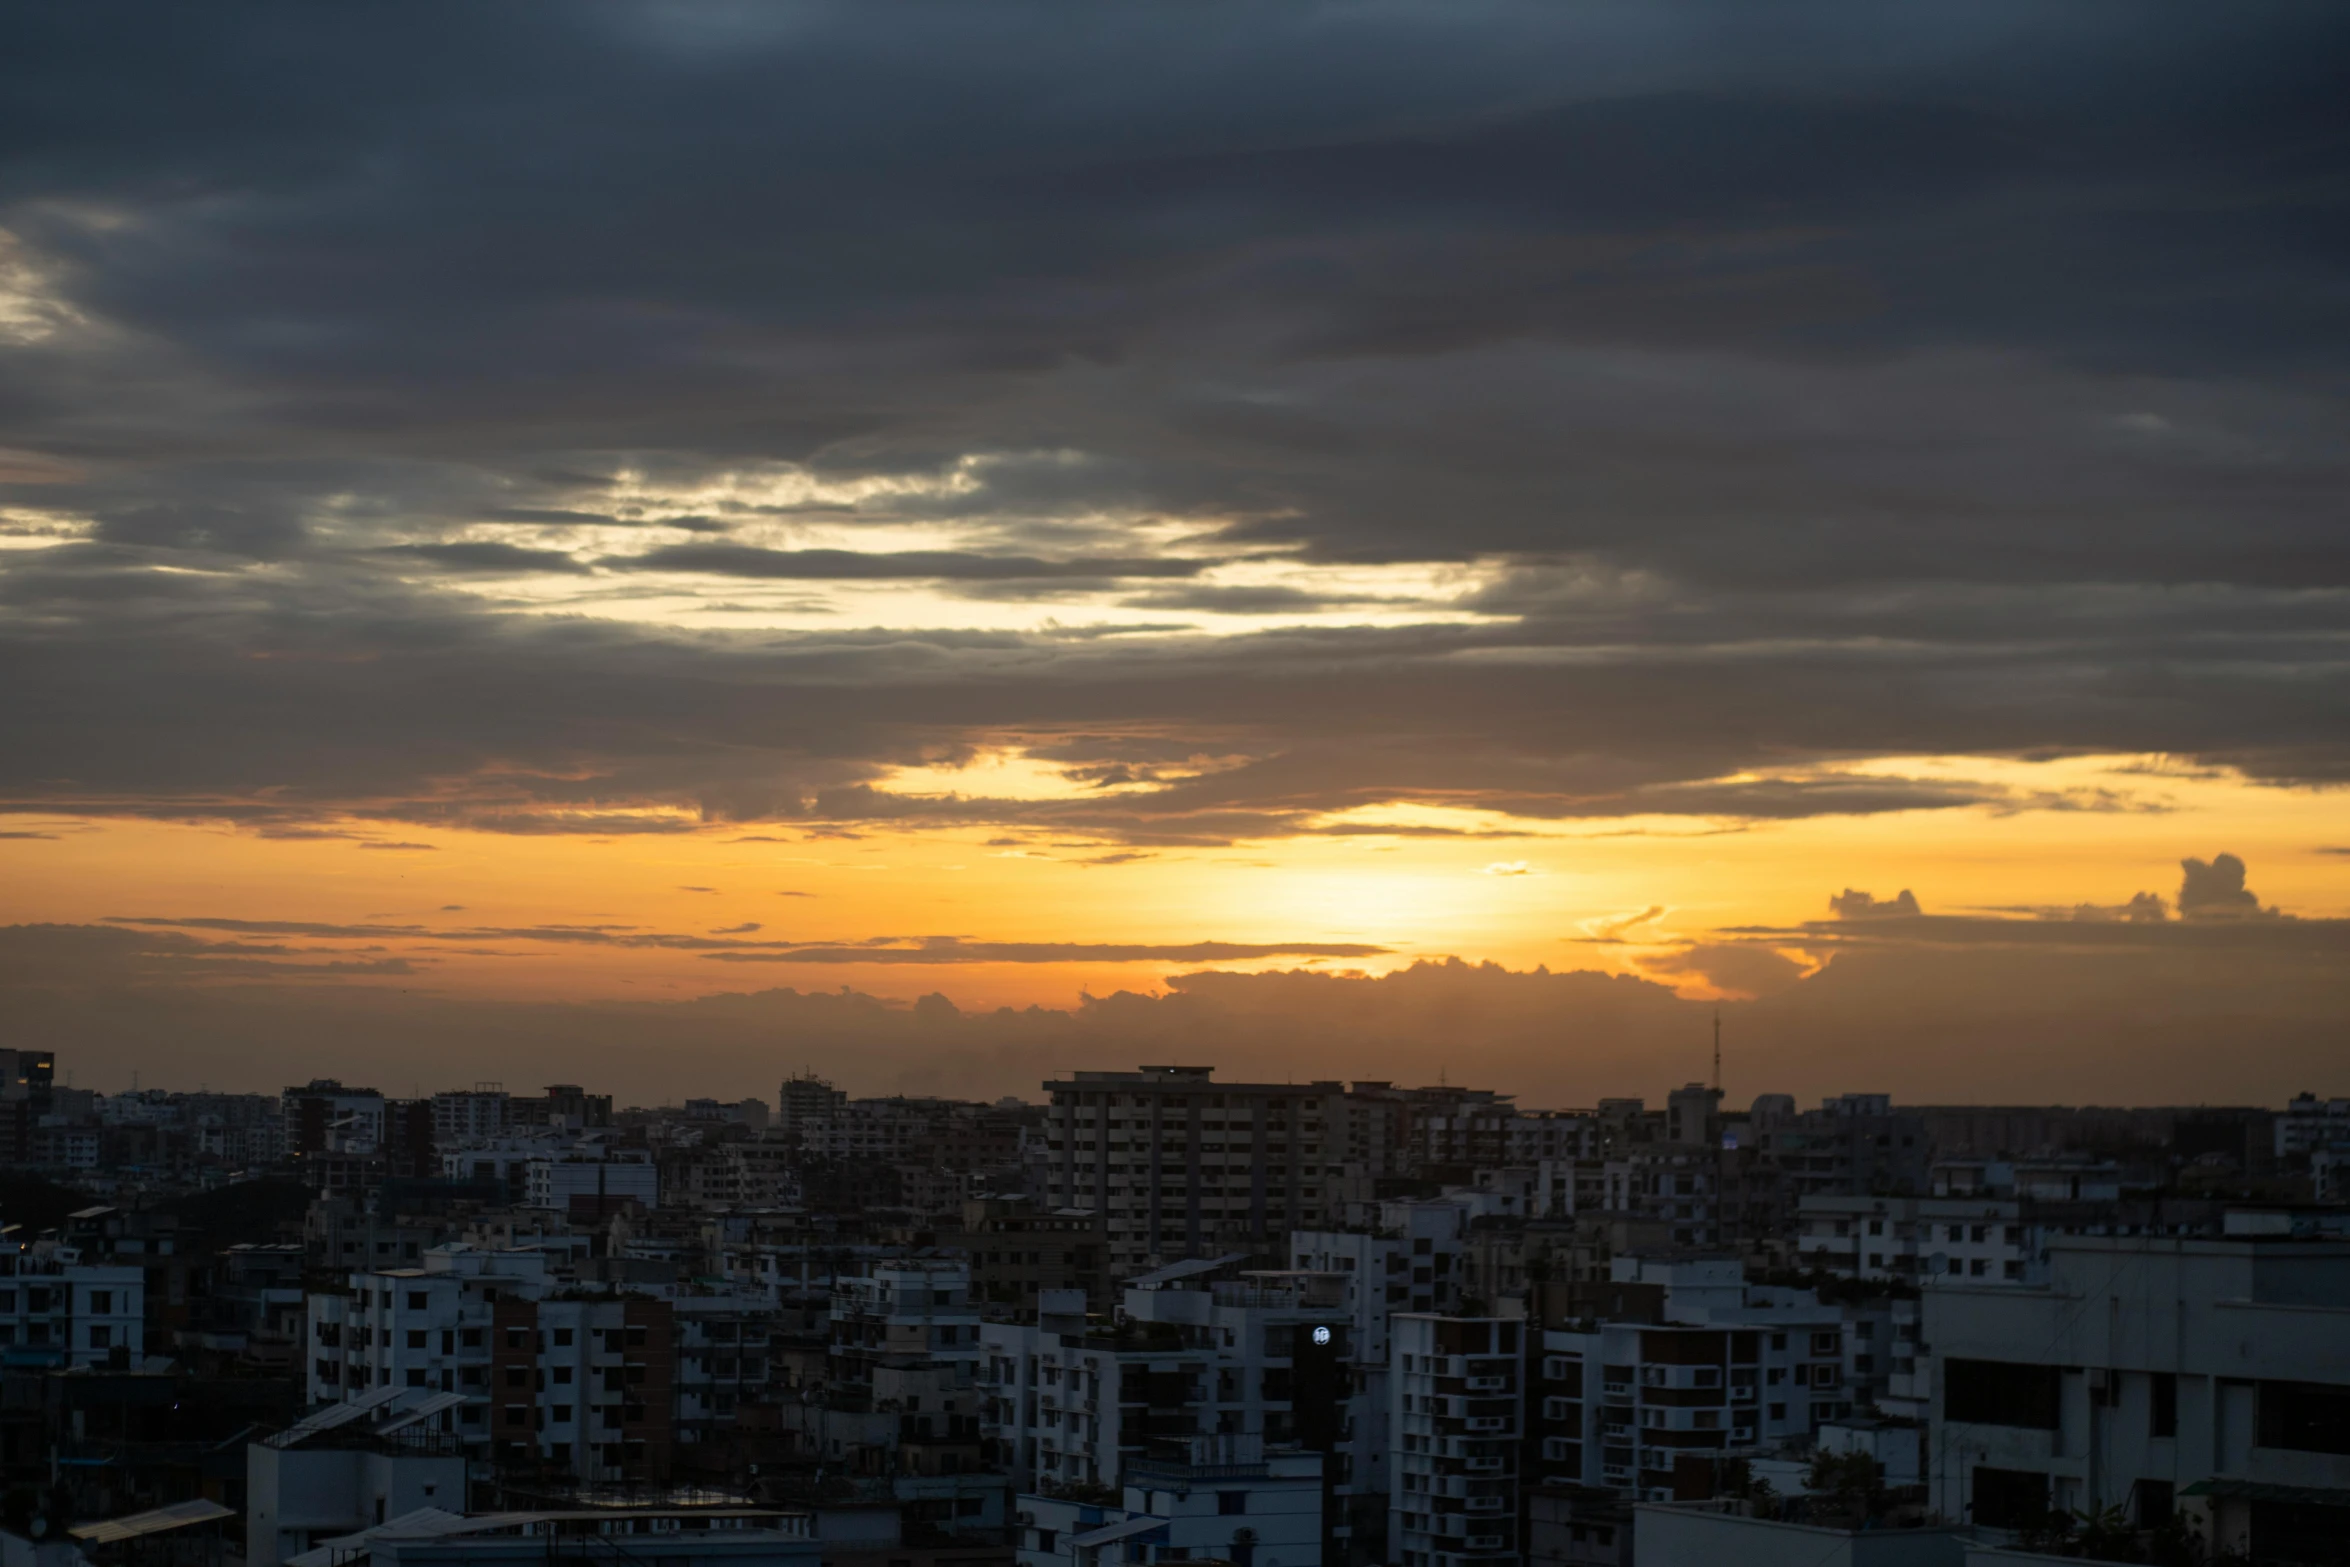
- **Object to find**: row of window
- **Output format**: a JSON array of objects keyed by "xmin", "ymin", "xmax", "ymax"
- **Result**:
[
  {"xmin": 0, "ymin": 1324, "xmax": 121, "ymax": 1349},
  {"xmin": 0, "ymin": 1288, "xmax": 117, "ymax": 1313}
]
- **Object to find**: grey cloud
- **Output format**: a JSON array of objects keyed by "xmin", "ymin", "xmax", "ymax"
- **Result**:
[
  {"xmin": 0, "ymin": 3, "xmax": 2346, "ymax": 835},
  {"xmin": 1118, "ymin": 584, "xmax": 1388, "ymax": 614},
  {"xmin": 702, "ymin": 938, "xmax": 1389, "ymax": 965},
  {"xmin": 2178, "ymin": 851, "xmax": 2279, "ymax": 921},
  {"xmin": 613, "ymin": 545, "xmax": 1209, "ymax": 582},
  {"xmin": 1642, "ymin": 942, "xmax": 1808, "ymax": 1000},
  {"xmin": 374, "ymin": 542, "xmax": 590, "ymax": 574},
  {"xmin": 1831, "ymin": 888, "xmax": 1921, "ymax": 919}
]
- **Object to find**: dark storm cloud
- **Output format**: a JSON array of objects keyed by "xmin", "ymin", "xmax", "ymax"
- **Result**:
[{"xmin": 0, "ymin": 2, "xmax": 2347, "ymax": 836}]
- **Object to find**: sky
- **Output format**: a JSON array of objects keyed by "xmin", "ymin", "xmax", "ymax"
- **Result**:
[{"xmin": 2, "ymin": 3, "xmax": 2346, "ymax": 1105}]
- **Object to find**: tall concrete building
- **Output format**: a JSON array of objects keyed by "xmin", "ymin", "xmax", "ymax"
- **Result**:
[
  {"xmin": 1389, "ymin": 1314, "xmax": 1527, "ymax": 1567},
  {"xmin": 1041, "ymin": 1067, "xmax": 1344, "ymax": 1275}
]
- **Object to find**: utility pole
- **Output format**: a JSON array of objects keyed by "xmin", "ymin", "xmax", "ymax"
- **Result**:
[{"xmin": 1712, "ymin": 1007, "xmax": 1722, "ymax": 1093}]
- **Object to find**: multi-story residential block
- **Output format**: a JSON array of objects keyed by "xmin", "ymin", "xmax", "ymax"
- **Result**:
[
  {"xmin": 937, "ymin": 1197, "xmax": 1108, "ymax": 1317},
  {"xmin": 283, "ymin": 1080, "xmax": 389, "ymax": 1156},
  {"xmin": 505, "ymin": 1084, "xmax": 612, "ymax": 1131},
  {"xmin": 768, "ymin": 1261, "xmax": 1003, "ymax": 1540},
  {"xmin": 2277, "ymin": 1092, "xmax": 2350, "ymax": 1160},
  {"xmin": 1041, "ymin": 1067, "xmax": 1343, "ymax": 1274},
  {"xmin": 1015, "ymin": 1440, "xmax": 1323, "ymax": 1567},
  {"xmin": 1600, "ymin": 1151, "xmax": 1723, "ymax": 1250},
  {"xmin": 982, "ymin": 1264, "xmax": 1355, "ymax": 1510},
  {"xmin": 1796, "ymin": 1194, "xmax": 2044, "ymax": 1285},
  {"xmin": 1930, "ymin": 1155, "xmax": 2124, "ymax": 1202},
  {"xmin": 527, "ymin": 1150, "xmax": 659, "ymax": 1213},
  {"xmin": 430, "ymin": 1088, "xmax": 510, "ymax": 1148},
  {"xmin": 1754, "ymin": 1095, "xmax": 1928, "ymax": 1203},
  {"xmin": 983, "ymin": 1290, "xmax": 1214, "ymax": 1496},
  {"xmin": 1390, "ymin": 1313, "xmax": 1526, "ymax": 1567},
  {"xmin": 1527, "ymin": 1258, "xmax": 1876, "ymax": 1504},
  {"xmin": 0, "ymin": 1255, "xmax": 144, "ymax": 1367},
  {"xmin": 779, "ymin": 1072, "xmax": 848, "ymax": 1137},
  {"xmin": 1927, "ymin": 1232, "xmax": 2350, "ymax": 1560},
  {"xmin": 305, "ymin": 1245, "xmax": 682, "ymax": 1485}
]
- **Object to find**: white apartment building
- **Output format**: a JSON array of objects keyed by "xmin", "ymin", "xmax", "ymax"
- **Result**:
[
  {"xmin": 1600, "ymin": 1152, "xmax": 1723, "ymax": 1249},
  {"xmin": 2278, "ymin": 1093, "xmax": 2350, "ymax": 1159},
  {"xmin": 1016, "ymin": 1440, "xmax": 1323, "ymax": 1567},
  {"xmin": 528, "ymin": 1154, "xmax": 658, "ymax": 1211},
  {"xmin": 1529, "ymin": 1258, "xmax": 1881, "ymax": 1504},
  {"xmin": 983, "ymin": 1268, "xmax": 1356, "ymax": 1501},
  {"xmin": 1797, "ymin": 1194, "xmax": 2044, "ymax": 1285},
  {"xmin": 430, "ymin": 1089, "xmax": 509, "ymax": 1147},
  {"xmin": 0, "ymin": 1256, "xmax": 143, "ymax": 1366},
  {"xmin": 1042, "ymin": 1068, "xmax": 1345, "ymax": 1275},
  {"xmin": 305, "ymin": 1245, "xmax": 684, "ymax": 1485},
  {"xmin": 246, "ymin": 1390, "xmax": 469, "ymax": 1567},
  {"xmin": 1930, "ymin": 1157, "xmax": 2123, "ymax": 1203},
  {"xmin": 1927, "ymin": 1233, "xmax": 2350, "ymax": 1561},
  {"xmin": 1390, "ymin": 1314, "xmax": 1527, "ymax": 1567}
]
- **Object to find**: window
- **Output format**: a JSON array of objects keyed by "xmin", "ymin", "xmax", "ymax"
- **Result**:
[
  {"xmin": 2258, "ymin": 1381, "xmax": 2350, "ymax": 1455},
  {"xmin": 1972, "ymin": 1467, "xmax": 2051, "ymax": 1529},
  {"xmin": 504, "ymin": 1405, "xmax": 528, "ymax": 1427},
  {"xmin": 89, "ymin": 1326, "xmax": 110, "ymax": 1349},
  {"xmin": 408, "ymin": 1291, "xmax": 428, "ymax": 1310},
  {"xmin": 2133, "ymin": 1479, "xmax": 2175, "ymax": 1528},
  {"xmin": 407, "ymin": 1330, "xmax": 428, "ymax": 1348},
  {"xmin": 1946, "ymin": 1360, "xmax": 2061, "ymax": 1430},
  {"xmin": 2151, "ymin": 1373, "xmax": 2178, "ymax": 1439},
  {"xmin": 551, "ymin": 1405, "xmax": 574, "ymax": 1423},
  {"xmin": 1219, "ymin": 1493, "xmax": 1247, "ymax": 1516},
  {"xmin": 554, "ymin": 1328, "xmax": 574, "ymax": 1346},
  {"xmin": 89, "ymin": 1291, "xmax": 111, "ymax": 1314}
]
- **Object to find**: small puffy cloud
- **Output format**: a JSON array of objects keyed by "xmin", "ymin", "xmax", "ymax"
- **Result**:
[
  {"xmin": 1643, "ymin": 942, "xmax": 1808, "ymax": 999},
  {"xmin": 1482, "ymin": 861, "xmax": 1537, "ymax": 877},
  {"xmin": 1830, "ymin": 888, "xmax": 1922, "ymax": 920},
  {"xmin": 2178, "ymin": 852, "xmax": 2278, "ymax": 920}
]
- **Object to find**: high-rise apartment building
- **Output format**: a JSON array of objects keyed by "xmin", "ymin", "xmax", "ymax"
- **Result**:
[
  {"xmin": 1389, "ymin": 1314, "xmax": 1526, "ymax": 1567},
  {"xmin": 1041, "ymin": 1067, "xmax": 1343, "ymax": 1274}
]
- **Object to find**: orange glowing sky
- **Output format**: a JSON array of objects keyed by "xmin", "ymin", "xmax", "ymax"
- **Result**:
[{"xmin": 6, "ymin": 752, "xmax": 2343, "ymax": 1011}]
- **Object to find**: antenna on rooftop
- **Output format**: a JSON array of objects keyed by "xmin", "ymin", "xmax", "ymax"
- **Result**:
[{"xmin": 1712, "ymin": 1007, "xmax": 1722, "ymax": 1093}]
